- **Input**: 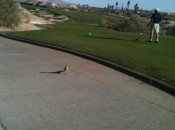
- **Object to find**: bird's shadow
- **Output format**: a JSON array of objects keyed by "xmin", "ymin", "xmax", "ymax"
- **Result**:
[{"xmin": 40, "ymin": 70, "xmax": 65, "ymax": 74}]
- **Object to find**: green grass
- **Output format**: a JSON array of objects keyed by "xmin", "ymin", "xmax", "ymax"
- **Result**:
[{"xmin": 10, "ymin": 6, "xmax": 175, "ymax": 85}]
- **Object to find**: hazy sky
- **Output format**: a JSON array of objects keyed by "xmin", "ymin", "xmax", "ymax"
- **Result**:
[{"xmin": 64, "ymin": 0, "xmax": 175, "ymax": 12}]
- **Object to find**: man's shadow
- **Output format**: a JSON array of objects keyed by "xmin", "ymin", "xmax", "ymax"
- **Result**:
[{"xmin": 85, "ymin": 36, "xmax": 144, "ymax": 42}]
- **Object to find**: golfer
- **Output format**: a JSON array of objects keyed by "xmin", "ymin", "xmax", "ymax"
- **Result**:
[{"xmin": 147, "ymin": 8, "xmax": 162, "ymax": 43}]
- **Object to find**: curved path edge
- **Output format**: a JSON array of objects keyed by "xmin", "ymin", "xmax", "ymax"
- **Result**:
[{"xmin": 0, "ymin": 33, "xmax": 174, "ymax": 96}]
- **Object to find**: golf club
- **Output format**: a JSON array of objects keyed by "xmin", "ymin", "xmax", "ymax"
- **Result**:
[{"xmin": 135, "ymin": 25, "xmax": 150, "ymax": 41}]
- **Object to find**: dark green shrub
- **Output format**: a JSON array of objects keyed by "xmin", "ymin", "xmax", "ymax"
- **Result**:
[
  {"xmin": 166, "ymin": 26, "xmax": 175, "ymax": 36},
  {"xmin": 140, "ymin": 13, "xmax": 150, "ymax": 18},
  {"xmin": 0, "ymin": 0, "xmax": 21, "ymax": 28},
  {"xmin": 100, "ymin": 15, "xmax": 145, "ymax": 32}
]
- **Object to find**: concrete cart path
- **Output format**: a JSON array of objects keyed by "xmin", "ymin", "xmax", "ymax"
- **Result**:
[{"xmin": 0, "ymin": 36, "xmax": 175, "ymax": 130}]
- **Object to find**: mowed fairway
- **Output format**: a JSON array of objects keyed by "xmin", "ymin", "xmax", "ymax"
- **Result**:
[{"xmin": 10, "ymin": 8, "xmax": 175, "ymax": 85}]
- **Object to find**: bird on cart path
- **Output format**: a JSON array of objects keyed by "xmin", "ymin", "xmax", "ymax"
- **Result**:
[{"xmin": 63, "ymin": 64, "xmax": 68, "ymax": 72}]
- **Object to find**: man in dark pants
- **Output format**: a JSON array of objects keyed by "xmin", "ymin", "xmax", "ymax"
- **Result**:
[{"xmin": 147, "ymin": 8, "xmax": 162, "ymax": 43}]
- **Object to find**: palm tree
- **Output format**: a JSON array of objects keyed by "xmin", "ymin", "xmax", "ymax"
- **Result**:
[
  {"xmin": 111, "ymin": 5, "xmax": 114, "ymax": 10},
  {"xmin": 134, "ymin": 3, "xmax": 139, "ymax": 14},
  {"xmin": 127, "ymin": 0, "xmax": 130, "ymax": 11},
  {"xmin": 116, "ymin": 2, "xmax": 118, "ymax": 10},
  {"xmin": 121, "ymin": 3, "xmax": 124, "ymax": 10},
  {"xmin": 107, "ymin": 4, "xmax": 110, "ymax": 10}
]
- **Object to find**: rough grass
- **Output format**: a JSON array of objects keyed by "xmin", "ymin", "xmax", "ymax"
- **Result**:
[{"xmin": 10, "ymin": 6, "xmax": 175, "ymax": 85}]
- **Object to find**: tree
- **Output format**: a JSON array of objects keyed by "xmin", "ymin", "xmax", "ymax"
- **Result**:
[
  {"xmin": 127, "ymin": 0, "xmax": 130, "ymax": 11},
  {"xmin": 116, "ymin": 2, "xmax": 118, "ymax": 10},
  {"xmin": 111, "ymin": 5, "xmax": 114, "ymax": 10},
  {"xmin": 78, "ymin": 4, "xmax": 80, "ymax": 8},
  {"xmin": 107, "ymin": 4, "xmax": 113, "ymax": 11},
  {"xmin": 134, "ymin": 3, "xmax": 139, "ymax": 14},
  {"xmin": 107, "ymin": 4, "xmax": 110, "ymax": 10},
  {"xmin": 121, "ymin": 3, "xmax": 124, "ymax": 10},
  {"xmin": 0, "ymin": 0, "xmax": 21, "ymax": 28}
]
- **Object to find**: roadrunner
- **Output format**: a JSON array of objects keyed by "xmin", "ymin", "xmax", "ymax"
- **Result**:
[{"xmin": 63, "ymin": 64, "xmax": 68, "ymax": 72}]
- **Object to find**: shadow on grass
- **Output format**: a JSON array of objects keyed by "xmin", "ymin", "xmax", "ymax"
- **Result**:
[{"xmin": 85, "ymin": 36, "xmax": 145, "ymax": 42}]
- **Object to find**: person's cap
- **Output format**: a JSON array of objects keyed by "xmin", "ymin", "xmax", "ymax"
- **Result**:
[{"xmin": 155, "ymin": 8, "xmax": 159, "ymax": 12}]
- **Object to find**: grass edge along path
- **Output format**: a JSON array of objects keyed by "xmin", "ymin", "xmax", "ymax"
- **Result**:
[
  {"xmin": 6, "ymin": 29, "xmax": 173, "ymax": 87},
  {"xmin": 1, "ymin": 32, "xmax": 175, "ymax": 96}
]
